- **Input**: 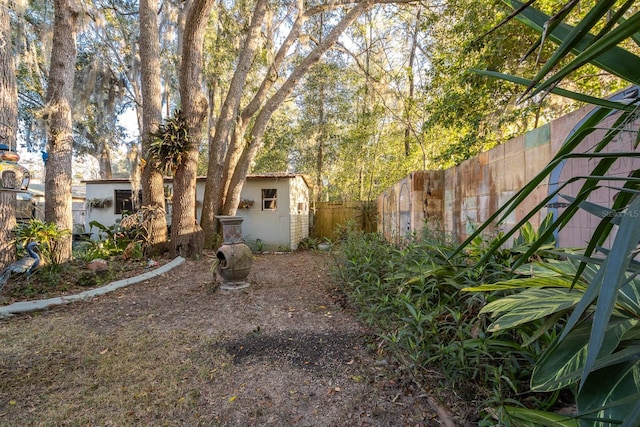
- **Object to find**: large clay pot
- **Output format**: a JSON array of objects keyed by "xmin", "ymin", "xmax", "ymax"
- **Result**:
[{"xmin": 215, "ymin": 216, "xmax": 253, "ymax": 290}]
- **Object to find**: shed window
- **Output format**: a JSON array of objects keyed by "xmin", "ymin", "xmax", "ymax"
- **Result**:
[
  {"xmin": 262, "ymin": 189, "xmax": 277, "ymax": 211},
  {"xmin": 114, "ymin": 190, "xmax": 142, "ymax": 214}
]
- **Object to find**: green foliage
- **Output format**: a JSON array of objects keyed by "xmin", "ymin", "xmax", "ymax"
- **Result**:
[
  {"xmin": 29, "ymin": 263, "xmax": 65, "ymax": 290},
  {"xmin": 415, "ymin": 0, "xmax": 629, "ymax": 170},
  {"xmin": 254, "ymin": 105, "xmax": 300, "ymax": 173},
  {"xmin": 117, "ymin": 205, "xmax": 166, "ymax": 251},
  {"xmin": 500, "ymin": 406, "xmax": 579, "ymax": 427},
  {"xmin": 6, "ymin": 224, "xmax": 119, "ymax": 297},
  {"xmin": 420, "ymin": 0, "xmax": 551, "ymax": 167},
  {"xmin": 8, "ymin": 218, "xmax": 152, "ymax": 299},
  {"xmin": 245, "ymin": 238, "xmax": 265, "ymax": 254},
  {"xmin": 83, "ymin": 219, "xmax": 144, "ymax": 261},
  {"xmin": 297, "ymin": 237, "xmax": 320, "ymax": 250},
  {"xmin": 86, "ymin": 197, "xmax": 113, "ymax": 209},
  {"xmin": 331, "ymin": 227, "xmax": 557, "ymax": 416},
  {"xmin": 13, "ymin": 219, "xmax": 71, "ymax": 265},
  {"xmin": 460, "ymin": 1, "xmax": 640, "ymax": 425},
  {"xmin": 467, "ymin": 255, "xmax": 640, "ymax": 426},
  {"xmin": 148, "ymin": 110, "xmax": 191, "ymax": 176},
  {"xmin": 254, "ymin": 52, "xmax": 419, "ymax": 201}
]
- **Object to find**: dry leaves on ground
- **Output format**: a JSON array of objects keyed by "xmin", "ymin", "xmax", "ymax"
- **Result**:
[{"xmin": 0, "ymin": 250, "xmax": 444, "ymax": 426}]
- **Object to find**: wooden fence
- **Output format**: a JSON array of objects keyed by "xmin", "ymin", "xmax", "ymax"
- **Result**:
[{"xmin": 311, "ymin": 201, "xmax": 377, "ymax": 241}]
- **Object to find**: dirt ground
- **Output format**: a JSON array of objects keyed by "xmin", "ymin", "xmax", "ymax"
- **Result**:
[{"xmin": 0, "ymin": 250, "xmax": 445, "ymax": 426}]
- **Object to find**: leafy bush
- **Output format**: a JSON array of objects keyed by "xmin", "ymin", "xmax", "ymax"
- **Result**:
[
  {"xmin": 331, "ymin": 226, "xmax": 558, "ymax": 419},
  {"xmin": 297, "ymin": 237, "xmax": 320, "ymax": 250},
  {"xmin": 7, "ymin": 220, "xmax": 112, "ymax": 295},
  {"xmin": 244, "ymin": 238, "xmax": 265, "ymax": 253},
  {"xmin": 458, "ymin": 1, "xmax": 640, "ymax": 424},
  {"xmin": 14, "ymin": 219, "xmax": 71, "ymax": 265},
  {"xmin": 81, "ymin": 219, "xmax": 144, "ymax": 261}
]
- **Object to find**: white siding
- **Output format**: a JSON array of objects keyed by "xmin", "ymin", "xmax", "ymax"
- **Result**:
[
  {"xmin": 84, "ymin": 174, "xmax": 310, "ymax": 251},
  {"xmin": 85, "ymin": 182, "xmax": 138, "ymax": 238},
  {"xmin": 238, "ymin": 178, "xmax": 291, "ymax": 251},
  {"xmin": 288, "ymin": 176, "xmax": 310, "ymax": 249}
]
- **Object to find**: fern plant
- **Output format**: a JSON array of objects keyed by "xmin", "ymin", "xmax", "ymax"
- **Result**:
[
  {"xmin": 14, "ymin": 219, "xmax": 71, "ymax": 265},
  {"xmin": 147, "ymin": 110, "xmax": 191, "ymax": 176}
]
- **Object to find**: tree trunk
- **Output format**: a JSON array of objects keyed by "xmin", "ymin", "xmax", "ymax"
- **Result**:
[
  {"xmin": 199, "ymin": 78, "xmax": 220, "ymax": 245},
  {"xmin": 97, "ymin": 139, "xmax": 113, "ymax": 179},
  {"xmin": 139, "ymin": 0, "xmax": 168, "ymax": 256},
  {"xmin": 0, "ymin": 0, "xmax": 18, "ymax": 269},
  {"xmin": 314, "ymin": 13, "xmax": 326, "ymax": 205},
  {"xmin": 200, "ymin": 0, "xmax": 269, "ymax": 248},
  {"xmin": 404, "ymin": 7, "xmax": 420, "ymax": 157},
  {"xmin": 0, "ymin": 191, "xmax": 17, "ymax": 269},
  {"xmin": 43, "ymin": 0, "xmax": 78, "ymax": 264},
  {"xmin": 171, "ymin": 0, "xmax": 214, "ymax": 257},
  {"xmin": 224, "ymin": 0, "xmax": 373, "ymax": 214},
  {"xmin": 201, "ymin": 0, "xmax": 306, "ymax": 242}
]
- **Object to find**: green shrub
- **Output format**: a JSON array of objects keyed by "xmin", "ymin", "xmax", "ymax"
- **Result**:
[
  {"xmin": 297, "ymin": 237, "xmax": 320, "ymax": 250},
  {"xmin": 331, "ymin": 226, "xmax": 561, "ymax": 419},
  {"xmin": 14, "ymin": 219, "xmax": 71, "ymax": 265},
  {"xmin": 76, "ymin": 219, "xmax": 145, "ymax": 262}
]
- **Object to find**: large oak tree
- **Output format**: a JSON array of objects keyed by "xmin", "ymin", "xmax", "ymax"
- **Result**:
[
  {"xmin": 43, "ymin": 0, "xmax": 79, "ymax": 264},
  {"xmin": 171, "ymin": 0, "xmax": 215, "ymax": 256},
  {"xmin": 0, "ymin": 0, "xmax": 18, "ymax": 269},
  {"xmin": 197, "ymin": 0, "xmax": 422, "ymax": 248},
  {"xmin": 139, "ymin": 0, "xmax": 168, "ymax": 255}
]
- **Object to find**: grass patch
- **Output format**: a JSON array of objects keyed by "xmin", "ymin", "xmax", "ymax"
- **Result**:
[{"xmin": 1, "ymin": 315, "xmax": 232, "ymax": 425}]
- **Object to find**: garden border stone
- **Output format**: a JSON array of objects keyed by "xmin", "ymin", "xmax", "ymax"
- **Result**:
[{"xmin": 0, "ymin": 256, "xmax": 186, "ymax": 318}]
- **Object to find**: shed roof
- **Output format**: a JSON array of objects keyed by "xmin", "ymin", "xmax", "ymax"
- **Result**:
[
  {"xmin": 26, "ymin": 182, "xmax": 86, "ymax": 200},
  {"xmin": 243, "ymin": 173, "xmax": 314, "ymax": 189},
  {"xmin": 83, "ymin": 173, "xmax": 314, "ymax": 189}
]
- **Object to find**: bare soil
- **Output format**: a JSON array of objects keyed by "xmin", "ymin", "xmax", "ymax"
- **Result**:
[{"xmin": 0, "ymin": 250, "xmax": 443, "ymax": 426}]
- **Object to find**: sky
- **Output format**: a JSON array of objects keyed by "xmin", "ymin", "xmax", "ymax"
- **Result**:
[{"xmin": 15, "ymin": 107, "xmax": 141, "ymax": 184}]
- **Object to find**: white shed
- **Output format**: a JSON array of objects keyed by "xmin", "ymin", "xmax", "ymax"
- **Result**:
[{"xmin": 83, "ymin": 173, "xmax": 312, "ymax": 251}]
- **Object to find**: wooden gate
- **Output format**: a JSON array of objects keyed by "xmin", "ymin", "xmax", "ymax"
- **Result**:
[{"xmin": 312, "ymin": 201, "xmax": 377, "ymax": 240}]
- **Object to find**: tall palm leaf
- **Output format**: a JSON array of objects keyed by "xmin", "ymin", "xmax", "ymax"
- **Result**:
[{"xmin": 458, "ymin": 1, "xmax": 640, "ymax": 425}]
